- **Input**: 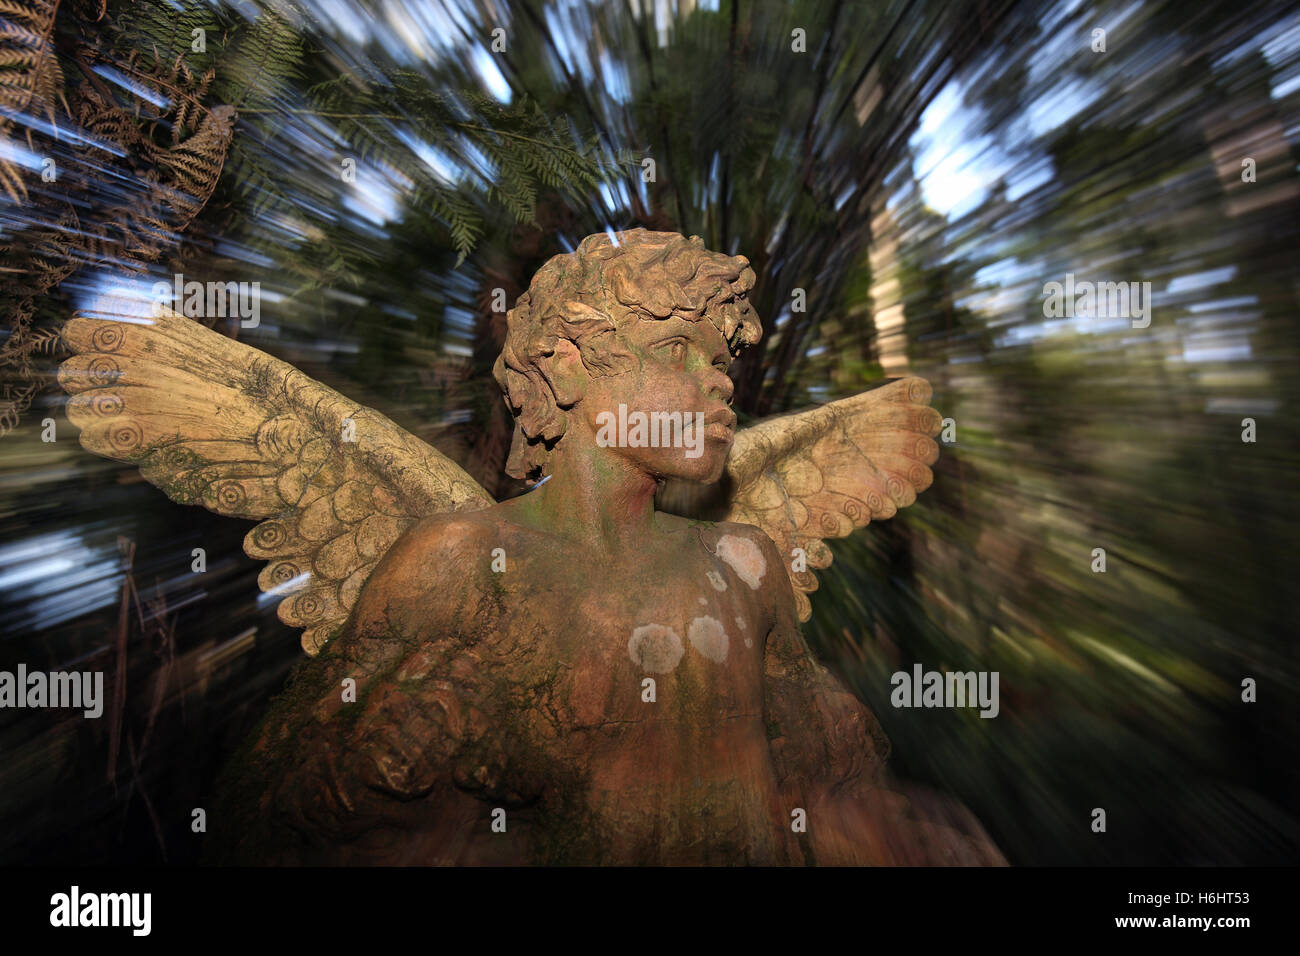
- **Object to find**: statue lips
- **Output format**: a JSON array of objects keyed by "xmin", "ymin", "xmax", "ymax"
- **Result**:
[{"xmin": 704, "ymin": 407, "xmax": 737, "ymax": 443}]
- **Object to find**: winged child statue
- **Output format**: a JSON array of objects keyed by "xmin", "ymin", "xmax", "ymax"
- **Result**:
[{"xmin": 58, "ymin": 228, "xmax": 1004, "ymax": 865}]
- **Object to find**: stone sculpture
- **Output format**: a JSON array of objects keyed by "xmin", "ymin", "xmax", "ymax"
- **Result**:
[{"xmin": 59, "ymin": 228, "xmax": 1003, "ymax": 865}]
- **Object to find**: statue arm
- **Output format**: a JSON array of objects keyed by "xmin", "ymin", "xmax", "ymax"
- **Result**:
[
  {"xmin": 759, "ymin": 535, "xmax": 891, "ymax": 816},
  {"xmin": 759, "ymin": 533, "xmax": 1005, "ymax": 865},
  {"xmin": 212, "ymin": 518, "xmax": 505, "ymax": 864}
]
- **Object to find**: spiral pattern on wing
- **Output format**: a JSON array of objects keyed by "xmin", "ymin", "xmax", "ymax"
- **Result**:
[
  {"xmin": 108, "ymin": 421, "xmax": 142, "ymax": 453},
  {"xmin": 91, "ymin": 325, "xmax": 125, "ymax": 352},
  {"xmin": 295, "ymin": 593, "xmax": 323, "ymax": 621},
  {"xmin": 92, "ymin": 394, "xmax": 123, "ymax": 417},
  {"xmin": 88, "ymin": 357, "xmax": 121, "ymax": 385},
  {"xmin": 252, "ymin": 522, "xmax": 287, "ymax": 550},
  {"xmin": 214, "ymin": 480, "xmax": 246, "ymax": 510}
]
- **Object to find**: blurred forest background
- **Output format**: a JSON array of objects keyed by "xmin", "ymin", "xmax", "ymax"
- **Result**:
[{"xmin": 1, "ymin": 0, "xmax": 1298, "ymax": 865}]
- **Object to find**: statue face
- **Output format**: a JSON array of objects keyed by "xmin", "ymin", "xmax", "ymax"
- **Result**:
[{"xmin": 578, "ymin": 312, "xmax": 737, "ymax": 484}]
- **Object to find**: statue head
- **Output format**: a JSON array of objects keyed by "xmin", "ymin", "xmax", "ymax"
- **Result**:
[{"xmin": 493, "ymin": 229, "xmax": 762, "ymax": 482}]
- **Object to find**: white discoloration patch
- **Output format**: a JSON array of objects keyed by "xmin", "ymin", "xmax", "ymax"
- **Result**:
[
  {"xmin": 735, "ymin": 616, "xmax": 745, "ymax": 631},
  {"xmin": 688, "ymin": 616, "xmax": 729, "ymax": 663},
  {"xmin": 698, "ymin": 597, "xmax": 707, "ymax": 606},
  {"xmin": 706, "ymin": 569, "xmax": 727, "ymax": 592},
  {"xmin": 717, "ymin": 534, "xmax": 765, "ymax": 589},
  {"xmin": 628, "ymin": 624, "xmax": 684, "ymax": 673},
  {"xmin": 744, "ymin": 637, "xmax": 753, "ymax": 648}
]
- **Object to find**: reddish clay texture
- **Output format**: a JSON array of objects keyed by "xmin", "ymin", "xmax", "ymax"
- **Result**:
[{"xmin": 212, "ymin": 231, "xmax": 1004, "ymax": 865}]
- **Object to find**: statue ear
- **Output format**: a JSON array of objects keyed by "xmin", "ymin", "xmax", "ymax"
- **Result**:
[{"xmin": 539, "ymin": 337, "xmax": 586, "ymax": 408}]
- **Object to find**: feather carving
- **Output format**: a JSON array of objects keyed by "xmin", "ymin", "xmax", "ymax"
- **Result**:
[
  {"xmin": 59, "ymin": 300, "xmax": 494, "ymax": 655},
  {"xmin": 716, "ymin": 377, "xmax": 942, "ymax": 621}
]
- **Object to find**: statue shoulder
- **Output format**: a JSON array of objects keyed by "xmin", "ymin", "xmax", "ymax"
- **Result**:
[{"xmin": 347, "ymin": 509, "xmax": 505, "ymax": 637}]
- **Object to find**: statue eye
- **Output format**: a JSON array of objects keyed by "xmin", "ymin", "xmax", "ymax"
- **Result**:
[{"xmin": 659, "ymin": 339, "xmax": 687, "ymax": 364}]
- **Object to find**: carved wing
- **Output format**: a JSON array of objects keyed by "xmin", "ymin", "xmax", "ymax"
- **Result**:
[
  {"xmin": 722, "ymin": 377, "xmax": 942, "ymax": 621},
  {"xmin": 58, "ymin": 301, "xmax": 494, "ymax": 655}
]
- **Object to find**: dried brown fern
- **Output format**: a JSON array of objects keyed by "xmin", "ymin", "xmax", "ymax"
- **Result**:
[
  {"xmin": 0, "ymin": 0, "xmax": 238, "ymax": 436},
  {"xmin": 0, "ymin": 0, "xmax": 61, "ymax": 200},
  {"xmin": 155, "ymin": 104, "xmax": 236, "ymax": 228}
]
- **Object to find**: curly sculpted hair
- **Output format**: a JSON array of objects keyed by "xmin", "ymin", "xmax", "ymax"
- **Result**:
[{"xmin": 493, "ymin": 229, "xmax": 762, "ymax": 479}]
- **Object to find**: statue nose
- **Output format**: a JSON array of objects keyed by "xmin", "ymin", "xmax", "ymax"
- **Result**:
[{"xmin": 707, "ymin": 370, "xmax": 734, "ymax": 403}]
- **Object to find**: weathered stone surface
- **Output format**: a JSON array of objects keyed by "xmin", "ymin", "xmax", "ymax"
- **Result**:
[
  {"xmin": 208, "ymin": 230, "xmax": 1003, "ymax": 866},
  {"xmin": 63, "ymin": 229, "xmax": 1002, "ymax": 865}
]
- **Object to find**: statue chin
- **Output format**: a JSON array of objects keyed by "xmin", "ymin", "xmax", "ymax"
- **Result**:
[{"xmin": 656, "ymin": 454, "xmax": 728, "ymax": 486}]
